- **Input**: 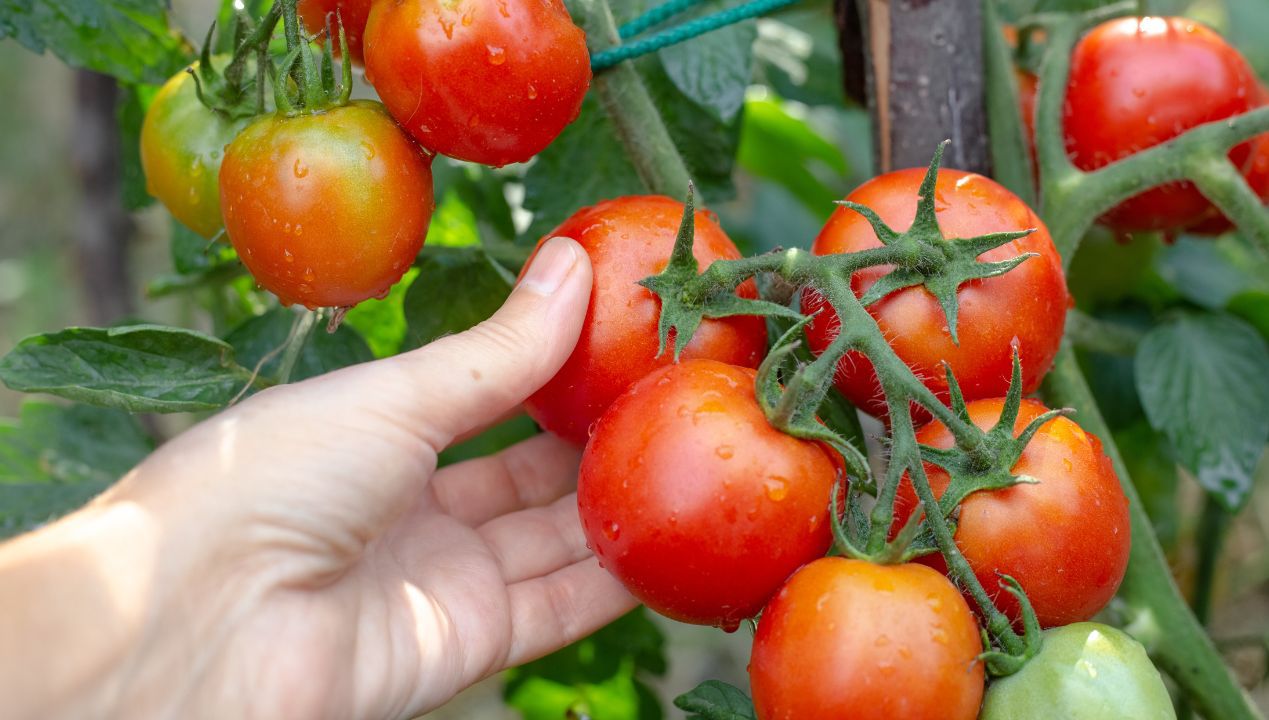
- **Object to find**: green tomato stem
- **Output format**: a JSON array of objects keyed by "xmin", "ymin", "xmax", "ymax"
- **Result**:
[{"xmin": 276, "ymin": 309, "xmax": 317, "ymax": 385}]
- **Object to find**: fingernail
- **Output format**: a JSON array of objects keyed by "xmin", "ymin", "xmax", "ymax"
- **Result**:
[{"xmin": 519, "ymin": 237, "xmax": 580, "ymax": 295}]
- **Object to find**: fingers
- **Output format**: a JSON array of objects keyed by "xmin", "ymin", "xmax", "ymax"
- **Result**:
[
  {"xmin": 429, "ymin": 432, "xmax": 581, "ymax": 526},
  {"xmin": 503, "ymin": 557, "xmax": 638, "ymax": 669},
  {"xmin": 386, "ymin": 237, "xmax": 592, "ymax": 451},
  {"xmin": 478, "ymin": 494, "xmax": 589, "ymax": 585}
]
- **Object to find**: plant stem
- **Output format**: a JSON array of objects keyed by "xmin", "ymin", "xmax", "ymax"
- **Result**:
[
  {"xmin": 1042, "ymin": 345, "xmax": 1261, "ymax": 720},
  {"xmin": 1193, "ymin": 494, "xmax": 1231, "ymax": 626},
  {"xmin": 577, "ymin": 0, "xmax": 693, "ymax": 198},
  {"xmin": 276, "ymin": 309, "xmax": 317, "ymax": 385},
  {"xmin": 1065, "ymin": 309, "xmax": 1144, "ymax": 356}
]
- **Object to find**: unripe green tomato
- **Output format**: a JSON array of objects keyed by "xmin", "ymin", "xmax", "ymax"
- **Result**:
[
  {"xmin": 140, "ymin": 60, "xmax": 252, "ymax": 238},
  {"xmin": 980, "ymin": 622, "xmax": 1175, "ymax": 720}
]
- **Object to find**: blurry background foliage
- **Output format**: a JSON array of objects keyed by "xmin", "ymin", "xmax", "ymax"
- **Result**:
[{"xmin": 1, "ymin": 0, "xmax": 1269, "ymax": 717}]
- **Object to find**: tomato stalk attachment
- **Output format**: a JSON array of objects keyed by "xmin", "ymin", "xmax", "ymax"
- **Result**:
[
  {"xmin": 185, "ymin": 7, "xmax": 282, "ymax": 121},
  {"xmin": 274, "ymin": 0, "xmax": 353, "ymax": 115}
]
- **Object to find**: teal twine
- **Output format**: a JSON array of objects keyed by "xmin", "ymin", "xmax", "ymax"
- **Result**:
[
  {"xmin": 592, "ymin": 0, "xmax": 801, "ymax": 71},
  {"xmin": 618, "ymin": 0, "xmax": 707, "ymax": 39}
]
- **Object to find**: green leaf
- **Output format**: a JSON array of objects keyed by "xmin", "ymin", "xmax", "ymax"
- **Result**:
[
  {"xmin": 427, "ymin": 189, "xmax": 482, "ymax": 248},
  {"xmin": 402, "ymin": 247, "xmax": 513, "ymax": 351},
  {"xmin": 171, "ymin": 219, "xmax": 237, "ymax": 275},
  {"xmin": 736, "ymin": 97, "xmax": 848, "ymax": 220},
  {"xmin": 342, "ymin": 268, "xmax": 416, "ymax": 358},
  {"xmin": 752, "ymin": 4, "xmax": 848, "ymax": 107},
  {"xmin": 523, "ymin": 59, "xmax": 740, "ymax": 240},
  {"xmin": 1227, "ymin": 290, "xmax": 1269, "ymax": 342},
  {"xmin": 505, "ymin": 608, "xmax": 667, "ymax": 720},
  {"xmin": 1156, "ymin": 235, "xmax": 1269, "ymax": 309},
  {"xmin": 982, "ymin": 0, "xmax": 1036, "ymax": 207},
  {"xmin": 658, "ymin": 1, "xmax": 756, "ymax": 123},
  {"xmin": 0, "ymin": 402, "xmax": 153, "ymax": 538},
  {"xmin": 673, "ymin": 680, "xmax": 757, "ymax": 720},
  {"xmin": 0, "ymin": 324, "xmax": 256, "ymax": 413},
  {"xmin": 0, "ymin": 0, "xmax": 191, "ymax": 85},
  {"xmin": 1135, "ymin": 312, "xmax": 1269, "ymax": 511},
  {"xmin": 225, "ymin": 308, "xmax": 373, "ymax": 382},
  {"xmin": 1114, "ymin": 421, "xmax": 1180, "ymax": 553}
]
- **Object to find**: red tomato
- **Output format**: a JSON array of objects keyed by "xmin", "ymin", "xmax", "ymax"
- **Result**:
[
  {"xmin": 1064, "ymin": 16, "xmax": 1258, "ymax": 232},
  {"xmin": 363, "ymin": 0, "xmax": 591, "ymax": 166},
  {"xmin": 523, "ymin": 195, "xmax": 768, "ymax": 444},
  {"xmin": 749, "ymin": 558, "xmax": 985, "ymax": 720},
  {"xmin": 802, "ymin": 168, "xmax": 1067, "ymax": 421},
  {"xmin": 298, "ymin": 0, "xmax": 374, "ymax": 64},
  {"xmin": 219, "ymin": 101, "xmax": 434, "ymax": 309},
  {"xmin": 892, "ymin": 398, "xmax": 1131, "ymax": 628},
  {"xmin": 578, "ymin": 359, "xmax": 837, "ymax": 629}
]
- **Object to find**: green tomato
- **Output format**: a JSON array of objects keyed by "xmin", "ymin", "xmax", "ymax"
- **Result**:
[
  {"xmin": 980, "ymin": 622, "xmax": 1176, "ymax": 720},
  {"xmin": 140, "ymin": 59, "xmax": 253, "ymax": 239}
]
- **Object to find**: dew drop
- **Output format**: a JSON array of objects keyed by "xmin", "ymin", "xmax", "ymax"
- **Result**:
[
  {"xmin": 360, "ymin": 141, "xmax": 376, "ymax": 160},
  {"xmin": 303, "ymin": 268, "xmax": 316, "ymax": 282},
  {"xmin": 293, "ymin": 159, "xmax": 309, "ymax": 178},
  {"xmin": 461, "ymin": 10, "xmax": 474, "ymax": 26},
  {"xmin": 874, "ymin": 634, "xmax": 891, "ymax": 647},
  {"xmin": 496, "ymin": 0, "xmax": 510, "ymax": 16},
  {"xmin": 527, "ymin": 83, "xmax": 538, "ymax": 99},
  {"xmin": 438, "ymin": 16, "xmax": 455, "ymax": 38},
  {"xmin": 715, "ymin": 445, "xmax": 734, "ymax": 459},
  {"xmin": 602, "ymin": 521, "xmax": 621, "ymax": 541},
  {"xmin": 764, "ymin": 476, "xmax": 789, "ymax": 502},
  {"xmin": 486, "ymin": 45, "xmax": 506, "ymax": 65},
  {"xmin": 283, "ymin": 249, "xmax": 295, "ymax": 263},
  {"xmin": 720, "ymin": 619, "xmax": 741, "ymax": 633}
]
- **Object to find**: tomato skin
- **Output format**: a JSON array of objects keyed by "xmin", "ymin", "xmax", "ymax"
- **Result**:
[
  {"xmin": 140, "ymin": 64, "xmax": 252, "ymax": 239},
  {"xmin": 363, "ymin": 0, "xmax": 591, "ymax": 166},
  {"xmin": 218, "ymin": 101, "xmax": 434, "ymax": 309},
  {"xmin": 749, "ymin": 558, "xmax": 984, "ymax": 720},
  {"xmin": 892, "ymin": 398, "xmax": 1130, "ymax": 628},
  {"xmin": 298, "ymin": 0, "xmax": 374, "ymax": 64},
  {"xmin": 1064, "ymin": 17, "xmax": 1258, "ymax": 232},
  {"xmin": 578, "ymin": 360, "xmax": 836, "ymax": 629},
  {"xmin": 524, "ymin": 196, "xmax": 768, "ymax": 445},
  {"xmin": 981, "ymin": 622, "xmax": 1176, "ymax": 720},
  {"xmin": 802, "ymin": 168, "xmax": 1068, "ymax": 420}
]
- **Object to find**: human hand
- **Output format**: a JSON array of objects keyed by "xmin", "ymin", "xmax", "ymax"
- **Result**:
[{"xmin": 0, "ymin": 237, "xmax": 636, "ymax": 720}]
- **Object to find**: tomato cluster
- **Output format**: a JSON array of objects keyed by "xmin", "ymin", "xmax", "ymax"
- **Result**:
[
  {"xmin": 534, "ymin": 160, "xmax": 1137, "ymax": 716},
  {"xmin": 142, "ymin": 0, "xmax": 592, "ymax": 310}
]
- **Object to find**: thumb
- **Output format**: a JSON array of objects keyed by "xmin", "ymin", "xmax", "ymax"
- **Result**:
[{"xmin": 387, "ymin": 236, "xmax": 592, "ymax": 450}]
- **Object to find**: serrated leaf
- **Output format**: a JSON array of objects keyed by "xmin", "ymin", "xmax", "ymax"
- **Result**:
[
  {"xmin": 225, "ymin": 308, "xmax": 373, "ymax": 382},
  {"xmin": 673, "ymin": 680, "xmax": 757, "ymax": 720},
  {"xmin": 0, "ymin": 0, "xmax": 191, "ymax": 86},
  {"xmin": 658, "ymin": 1, "xmax": 756, "ymax": 123},
  {"xmin": 1135, "ymin": 312, "xmax": 1269, "ymax": 511},
  {"xmin": 0, "ymin": 324, "xmax": 256, "ymax": 413},
  {"xmin": 402, "ymin": 247, "xmax": 513, "ymax": 351}
]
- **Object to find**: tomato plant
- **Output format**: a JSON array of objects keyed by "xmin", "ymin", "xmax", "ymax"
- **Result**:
[
  {"xmin": 4, "ymin": 1, "xmax": 1269, "ymax": 719},
  {"xmin": 802, "ymin": 167, "xmax": 1067, "ymax": 420},
  {"xmin": 523, "ymin": 195, "xmax": 767, "ymax": 445},
  {"xmin": 893, "ymin": 397, "xmax": 1131, "ymax": 627},
  {"xmin": 748, "ymin": 558, "xmax": 984, "ymax": 720},
  {"xmin": 220, "ymin": 101, "xmax": 434, "ymax": 309},
  {"xmin": 980, "ymin": 622, "xmax": 1176, "ymax": 720},
  {"xmin": 1063, "ymin": 16, "xmax": 1259, "ymax": 233},
  {"xmin": 578, "ymin": 359, "xmax": 836, "ymax": 629},
  {"xmin": 363, "ymin": 0, "xmax": 591, "ymax": 167}
]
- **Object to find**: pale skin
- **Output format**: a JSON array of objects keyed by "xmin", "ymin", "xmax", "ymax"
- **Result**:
[{"xmin": 0, "ymin": 237, "xmax": 636, "ymax": 720}]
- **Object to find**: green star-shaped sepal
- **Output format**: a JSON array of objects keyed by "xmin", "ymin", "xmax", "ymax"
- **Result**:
[
  {"xmin": 638, "ymin": 184, "xmax": 802, "ymax": 360},
  {"xmin": 979, "ymin": 575, "xmax": 1044, "ymax": 677},
  {"xmin": 845, "ymin": 141, "xmax": 1039, "ymax": 345}
]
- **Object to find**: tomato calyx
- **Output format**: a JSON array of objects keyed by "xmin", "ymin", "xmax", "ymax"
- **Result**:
[
  {"xmin": 843, "ymin": 141, "xmax": 1039, "ymax": 345},
  {"xmin": 638, "ymin": 184, "xmax": 802, "ymax": 360},
  {"xmin": 185, "ymin": 8, "xmax": 282, "ymax": 121},
  {"xmin": 273, "ymin": 0, "xmax": 354, "ymax": 116},
  {"xmin": 978, "ymin": 575, "xmax": 1044, "ymax": 675}
]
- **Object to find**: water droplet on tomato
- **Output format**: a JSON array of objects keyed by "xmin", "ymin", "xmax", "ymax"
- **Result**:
[
  {"xmin": 764, "ymin": 476, "xmax": 789, "ymax": 501},
  {"xmin": 461, "ymin": 10, "xmax": 474, "ymax": 26},
  {"xmin": 715, "ymin": 445, "xmax": 734, "ymax": 459},
  {"xmin": 294, "ymin": 224, "xmax": 303, "ymax": 236},
  {"xmin": 926, "ymin": 594, "xmax": 942, "ymax": 610},
  {"xmin": 526, "ymin": 83, "xmax": 537, "ymax": 100},
  {"xmin": 602, "ymin": 521, "xmax": 621, "ymax": 541},
  {"xmin": 361, "ymin": 141, "xmax": 376, "ymax": 160},
  {"xmin": 438, "ymin": 16, "xmax": 454, "ymax": 38},
  {"xmin": 720, "ymin": 619, "xmax": 741, "ymax": 633},
  {"xmin": 874, "ymin": 634, "xmax": 891, "ymax": 647},
  {"xmin": 293, "ymin": 159, "xmax": 309, "ymax": 178},
  {"xmin": 303, "ymin": 268, "xmax": 316, "ymax": 282},
  {"xmin": 496, "ymin": 0, "xmax": 510, "ymax": 16},
  {"xmin": 486, "ymin": 45, "xmax": 506, "ymax": 65},
  {"xmin": 284, "ymin": 249, "xmax": 295, "ymax": 263}
]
